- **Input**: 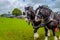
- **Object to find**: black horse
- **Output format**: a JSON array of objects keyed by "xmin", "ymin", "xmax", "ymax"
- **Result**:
[
  {"xmin": 23, "ymin": 6, "xmax": 43, "ymax": 40},
  {"xmin": 35, "ymin": 5, "xmax": 60, "ymax": 40}
]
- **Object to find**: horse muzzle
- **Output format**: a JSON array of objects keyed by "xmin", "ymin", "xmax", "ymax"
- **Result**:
[{"xmin": 35, "ymin": 18, "xmax": 41, "ymax": 22}]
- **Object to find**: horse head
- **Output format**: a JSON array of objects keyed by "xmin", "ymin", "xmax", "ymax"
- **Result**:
[
  {"xmin": 23, "ymin": 6, "xmax": 35, "ymax": 25},
  {"xmin": 35, "ymin": 5, "xmax": 52, "ymax": 23}
]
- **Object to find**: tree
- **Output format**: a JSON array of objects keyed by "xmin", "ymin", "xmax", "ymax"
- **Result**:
[
  {"xmin": 1, "ymin": 14, "xmax": 6, "ymax": 17},
  {"xmin": 54, "ymin": 12, "xmax": 58, "ymax": 14},
  {"xmin": 12, "ymin": 8, "xmax": 22, "ymax": 16}
]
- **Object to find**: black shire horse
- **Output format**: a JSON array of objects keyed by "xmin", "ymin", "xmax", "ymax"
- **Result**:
[
  {"xmin": 35, "ymin": 5, "xmax": 60, "ymax": 40},
  {"xmin": 23, "ymin": 6, "xmax": 43, "ymax": 40}
]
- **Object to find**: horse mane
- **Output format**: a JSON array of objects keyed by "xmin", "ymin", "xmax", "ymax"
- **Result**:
[
  {"xmin": 35, "ymin": 5, "xmax": 52, "ymax": 17},
  {"xmin": 28, "ymin": 6, "xmax": 35, "ymax": 17}
]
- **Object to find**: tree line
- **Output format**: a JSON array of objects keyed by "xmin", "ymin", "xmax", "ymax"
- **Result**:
[
  {"xmin": 0, "ymin": 8, "xmax": 59, "ymax": 17},
  {"xmin": 1, "ymin": 8, "xmax": 22, "ymax": 17}
]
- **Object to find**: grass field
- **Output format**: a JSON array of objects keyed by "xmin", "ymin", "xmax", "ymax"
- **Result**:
[{"xmin": 0, "ymin": 17, "xmax": 60, "ymax": 40}]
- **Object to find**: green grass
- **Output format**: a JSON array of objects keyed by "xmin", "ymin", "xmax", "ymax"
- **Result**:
[{"xmin": 0, "ymin": 17, "xmax": 60, "ymax": 40}]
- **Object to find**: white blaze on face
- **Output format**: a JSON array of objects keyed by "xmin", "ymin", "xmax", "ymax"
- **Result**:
[
  {"xmin": 49, "ymin": 16, "xmax": 53, "ymax": 21},
  {"xmin": 25, "ymin": 10, "xmax": 28, "ymax": 17},
  {"xmin": 35, "ymin": 9, "xmax": 39, "ymax": 21},
  {"xmin": 36, "ymin": 9, "xmax": 39, "ymax": 16},
  {"xmin": 24, "ymin": 10, "xmax": 28, "ymax": 22}
]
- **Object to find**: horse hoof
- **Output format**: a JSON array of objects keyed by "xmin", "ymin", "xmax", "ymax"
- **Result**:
[
  {"xmin": 34, "ymin": 33, "xmax": 39, "ymax": 40},
  {"xmin": 54, "ymin": 36, "xmax": 58, "ymax": 40},
  {"xmin": 58, "ymin": 36, "xmax": 60, "ymax": 40},
  {"xmin": 34, "ymin": 38, "xmax": 39, "ymax": 40},
  {"xmin": 45, "ymin": 37, "xmax": 48, "ymax": 40},
  {"xmin": 47, "ymin": 33, "xmax": 50, "ymax": 37}
]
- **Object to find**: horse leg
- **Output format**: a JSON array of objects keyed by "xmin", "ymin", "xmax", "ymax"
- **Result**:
[
  {"xmin": 58, "ymin": 25, "xmax": 60, "ymax": 40},
  {"xmin": 47, "ymin": 29, "xmax": 50, "ymax": 36},
  {"xmin": 34, "ymin": 28, "xmax": 39, "ymax": 40},
  {"xmin": 58, "ymin": 30, "xmax": 60, "ymax": 40},
  {"xmin": 44, "ymin": 27, "xmax": 48, "ymax": 40},
  {"xmin": 52, "ymin": 29, "xmax": 58, "ymax": 40},
  {"xmin": 58, "ymin": 35, "xmax": 60, "ymax": 40}
]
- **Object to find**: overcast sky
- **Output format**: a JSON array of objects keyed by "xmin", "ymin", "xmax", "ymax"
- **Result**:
[{"xmin": 0, "ymin": 0, "xmax": 60, "ymax": 14}]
